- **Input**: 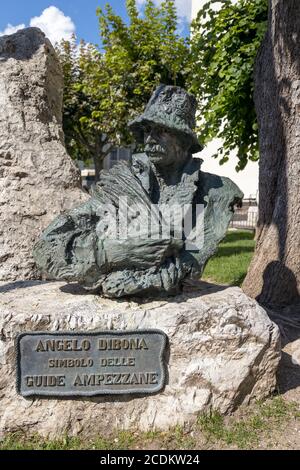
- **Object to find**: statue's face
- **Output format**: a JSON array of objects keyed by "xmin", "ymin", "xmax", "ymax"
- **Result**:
[{"xmin": 144, "ymin": 126, "xmax": 190, "ymax": 168}]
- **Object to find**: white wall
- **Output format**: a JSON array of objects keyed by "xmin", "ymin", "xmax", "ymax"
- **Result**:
[
  {"xmin": 191, "ymin": 0, "xmax": 259, "ymax": 199},
  {"xmin": 195, "ymin": 141, "xmax": 259, "ymax": 199},
  {"xmin": 192, "ymin": 0, "xmax": 204, "ymax": 18}
]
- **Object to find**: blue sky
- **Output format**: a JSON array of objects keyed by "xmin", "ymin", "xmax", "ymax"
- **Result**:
[{"xmin": 0, "ymin": 1, "xmax": 192, "ymax": 46}]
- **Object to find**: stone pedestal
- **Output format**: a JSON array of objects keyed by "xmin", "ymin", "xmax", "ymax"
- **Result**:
[{"xmin": 0, "ymin": 281, "xmax": 280, "ymax": 438}]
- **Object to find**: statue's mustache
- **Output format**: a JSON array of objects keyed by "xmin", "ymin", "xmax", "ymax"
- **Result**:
[{"xmin": 145, "ymin": 144, "xmax": 166, "ymax": 154}]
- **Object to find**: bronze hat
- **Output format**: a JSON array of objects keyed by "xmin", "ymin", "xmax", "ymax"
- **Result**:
[{"xmin": 129, "ymin": 85, "xmax": 203, "ymax": 154}]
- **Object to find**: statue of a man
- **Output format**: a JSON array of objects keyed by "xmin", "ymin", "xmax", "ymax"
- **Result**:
[{"xmin": 34, "ymin": 85, "xmax": 243, "ymax": 298}]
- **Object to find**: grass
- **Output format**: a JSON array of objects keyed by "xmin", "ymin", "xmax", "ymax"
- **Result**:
[
  {"xmin": 1, "ymin": 397, "xmax": 300, "ymax": 450},
  {"xmin": 197, "ymin": 396, "xmax": 300, "ymax": 449},
  {"xmin": 202, "ymin": 230, "xmax": 255, "ymax": 286},
  {"xmin": 0, "ymin": 432, "xmax": 135, "ymax": 451},
  {"xmin": 0, "ymin": 427, "xmax": 197, "ymax": 451}
]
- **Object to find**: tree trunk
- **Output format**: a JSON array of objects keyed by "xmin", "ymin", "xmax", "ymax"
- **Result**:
[
  {"xmin": 93, "ymin": 152, "xmax": 105, "ymax": 182},
  {"xmin": 93, "ymin": 134, "xmax": 113, "ymax": 182},
  {"xmin": 243, "ymin": 0, "xmax": 300, "ymax": 307}
]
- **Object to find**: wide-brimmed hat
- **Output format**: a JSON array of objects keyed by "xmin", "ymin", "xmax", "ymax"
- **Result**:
[{"xmin": 129, "ymin": 85, "xmax": 203, "ymax": 154}]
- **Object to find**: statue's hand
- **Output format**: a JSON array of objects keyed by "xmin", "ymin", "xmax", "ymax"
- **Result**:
[{"xmin": 99, "ymin": 237, "xmax": 183, "ymax": 270}]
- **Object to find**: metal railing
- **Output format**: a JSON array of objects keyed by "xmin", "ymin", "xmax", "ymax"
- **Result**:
[{"xmin": 230, "ymin": 199, "xmax": 258, "ymax": 230}]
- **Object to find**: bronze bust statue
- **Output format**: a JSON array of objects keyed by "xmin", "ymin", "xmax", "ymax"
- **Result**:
[{"xmin": 33, "ymin": 85, "xmax": 243, "ymax": 298}]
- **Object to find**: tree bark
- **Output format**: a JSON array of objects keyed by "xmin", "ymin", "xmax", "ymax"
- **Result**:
[
  {"xmin": 93, "ymin": 135, "xmax": 113, "ymax": 182},
  {"xmin": 93, "ymin": 152, "xmax": 105, "ymax": 182},
  {"xmin": 243, "ymin": 0, "xmax": 300, "ymax": 307}
]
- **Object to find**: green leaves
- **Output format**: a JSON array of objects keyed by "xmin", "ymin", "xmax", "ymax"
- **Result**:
[
  {"xmin": 56, "ymin": 0, "xmax": 267, "ymax": 173},
  {"xmin": 189, "ymin": 0, "xmax": 268, "ymax": 169},
  {"xmin": 56, "ymin": 0, "xmax": 189, "ymax": 172}
]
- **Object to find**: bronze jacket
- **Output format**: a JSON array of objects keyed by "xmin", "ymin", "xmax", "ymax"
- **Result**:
[{"xmin": 33, "ymin": 156, "xmax": 243, "ymax": 298}]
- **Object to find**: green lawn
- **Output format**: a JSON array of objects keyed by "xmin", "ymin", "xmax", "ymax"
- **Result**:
[{"xmin": 202, "ymin": 230, "xmax": 255, "ymax": 287}]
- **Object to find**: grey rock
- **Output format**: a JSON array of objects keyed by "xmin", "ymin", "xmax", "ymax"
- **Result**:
[
  {"xmin": 34, "ymin": 86, "xmax": 243, "ymax": 297},
  {"xmin": 0, "ymin": 281, "xmax": 280, "ymax": 438},
  {"xmin": 0, "ymin": 27, "xmax": 88, "ymax": 281}
]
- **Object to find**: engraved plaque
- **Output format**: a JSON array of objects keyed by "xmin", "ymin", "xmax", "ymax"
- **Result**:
[{"xmin": 16, "ymin": 330, "xmax": 167, "ymax": 397}]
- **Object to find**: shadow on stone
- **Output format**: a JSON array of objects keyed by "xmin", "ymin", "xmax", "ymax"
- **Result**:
[
  {"xmin": 59, "ymin": 283, "xmax": 93, "ymax": 296},
  {"xmin": 257, "ymin": 262, "xmax": 300, "ymax": 308},
  {"xmin": 277, "ymin": 351, "xmax": 300, "ymax": 395},
  {"xmin": 0, "ymin": 280, "xmax": 49, "ymax": 294},
  {"xmin": 266, "ymin": 303, "xmax": 300, "ymax": 395},
  {"xmin": 59, "ymin": 279, "xmax": 228, "ymax": 304},
  {"xmin": 171, "ymin": 279, "xmax": 229, "ymax": 303}
]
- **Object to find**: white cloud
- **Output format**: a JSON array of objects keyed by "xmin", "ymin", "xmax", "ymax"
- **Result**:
[
  {"xmin": 0, "ymin": 23, "xmax": 26, "ymax": 36},
  {"xmin": 136, "ymin": 0, "xmax": 147, "ymax": 7},
  {"xmin": 174, "ymin": 0, "xmax": 192, "ymax": 21},
  {"xmin": 137, "ymin": 0, "xmax": 192, "ymax": 22},
  {"xmin": 0, "ymin": 6, "xmax": 75, "ymax": 45},
  {"xmin": 30, "ymin": 6, "xmax": 76, "ymax": 45}
]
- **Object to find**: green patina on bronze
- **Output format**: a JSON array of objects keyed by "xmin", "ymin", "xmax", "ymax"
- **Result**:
[{"xmin": 33, "ymin": 85, "xmax": 243, "ymax": 298}]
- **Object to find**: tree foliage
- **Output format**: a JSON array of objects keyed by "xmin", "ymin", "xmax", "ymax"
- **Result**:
[
  {"xmin": 56, "ymin": 0, "xmax": 189, "ymax": 179},
  {"xmin": 189, "ymin": 0, "xmax": 268, "ymax": 170},
  {"xmin": 58, "ymin": 0, "xmax": 269, "ymax": 175},
  {"xmin": 56, "ymin": 37, "xmax": 104, "ymax": 168}
]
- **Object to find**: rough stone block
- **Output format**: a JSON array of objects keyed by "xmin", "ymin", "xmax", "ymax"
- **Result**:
[
  {"xmin": 0, "ymin": 281, "xmax": 280, "ymax": 438},
  {"xmin": 0, "ymin": 28, "xmax": 88, "ymax": 281}
]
